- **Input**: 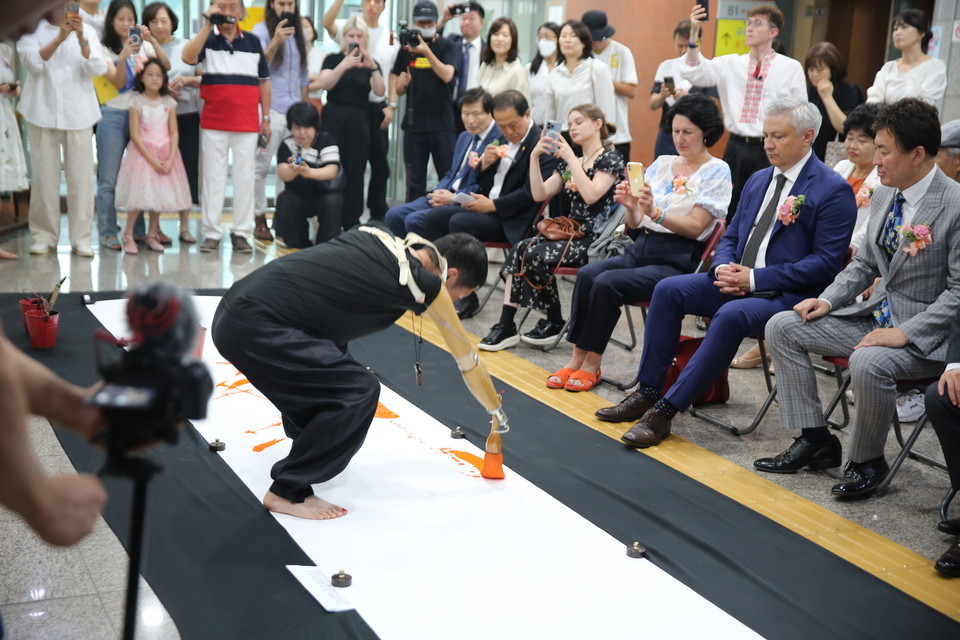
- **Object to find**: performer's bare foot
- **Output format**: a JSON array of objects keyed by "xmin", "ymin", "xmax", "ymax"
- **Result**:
[{"xmin": 263, "ymin": 491, "xmax": 347, "ymax": 520}]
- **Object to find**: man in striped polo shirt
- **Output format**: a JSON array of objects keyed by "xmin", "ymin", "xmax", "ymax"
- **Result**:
[{"xmin": 183, "ymin": 0, "xmax": 272, "ymax": 253}]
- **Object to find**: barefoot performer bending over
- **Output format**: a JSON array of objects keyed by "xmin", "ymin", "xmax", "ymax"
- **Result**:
[{"xmin": 211, "ymin": 223, "xmax": 509, "ymax": 520}]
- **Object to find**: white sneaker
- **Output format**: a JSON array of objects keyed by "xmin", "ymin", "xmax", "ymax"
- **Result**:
[
  {"xmin": 896, "ymin": 389, "xmax": 925, "ymax": 423},
  {"xmin": 845, "ymin": 389, "xmax": 855, "ymax": 405},
  {"xmin": 72, "ymin": 246, "xmax": 94, "ymax": 258},
  {"xmin": 29, "ymin": 243, "xmax": 52, "ymax": 255}
]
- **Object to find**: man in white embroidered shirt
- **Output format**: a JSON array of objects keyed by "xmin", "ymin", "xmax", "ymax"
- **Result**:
[{"xmin": 679, "ymin": 3, "xmax": 805, "ymax": 219}]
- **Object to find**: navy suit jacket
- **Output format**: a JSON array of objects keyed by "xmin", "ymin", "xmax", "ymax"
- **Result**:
[
  {"xmin": 446, "ymin": 33, "xmax": 486, "ymax": 98},
  {"xmin": 436, "ymin": 125, "xmax": 502, "ymax": 193},
  {"xmin": 714, "ymin": 152, "xmax": 857, "ymax": 299},
  {"xmin": 475, "ymin": 123, "xmax": 558, "ymax": 246}
]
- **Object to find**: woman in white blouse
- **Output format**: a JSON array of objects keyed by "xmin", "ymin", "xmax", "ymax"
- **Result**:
[
  {"xmin": 477, "ymin": 17, "xmax": 529, "ymax": 104},
  {"xmin": 18, "ymin": 14, "xmax": 106, "ymax": 257},
  {"xmin": 866, "ymin": 8, "xmax": 946, "ymax": 105},
  {"xmin": 544, "ymin": 20, "xmax": 615, "ymax": 139},
  {"xmin": 526, "ymin": 21, "xmax": 559, "ymax": 126}
]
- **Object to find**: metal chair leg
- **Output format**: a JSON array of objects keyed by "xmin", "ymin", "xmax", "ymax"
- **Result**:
[
  {"xmin": 610, "ymin": 305, "xmax": 637, "ymax": 350},
  {"xmin": 892, "ymin": 412, "xmax": 948, "ymax": 471},
  {"xmin": 941, "ymin": 487, "xmax": 957, "ymax": 522},
  {"xmin": 823, "ymin": 364, "xmax": 852, "ymax": 429},
  {"xmin": 877, "ymin": 415, "xmax": 930, "ymax": 492}
]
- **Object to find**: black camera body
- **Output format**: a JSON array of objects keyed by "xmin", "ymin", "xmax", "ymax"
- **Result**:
[
  {"xmin": 92, "ymin": 283, "xmax": 213, "ymax": 456},
  {"xmin": 450, "ymin": 3, "xmax": 473, "ymax": 16},
  {"xmin": 278, "ymin": 11, "xmax": 297, "ymax": 25},
  {"xmin": 209, "ymin": 13, "xmax": 237, "ymax": 26},
  {"xmin": 397, "ymin": 20, "xmax": 422, "ymax": 47}
]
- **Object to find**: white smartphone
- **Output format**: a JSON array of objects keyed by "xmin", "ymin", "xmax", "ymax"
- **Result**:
[
  {"xmin": 452, "ymin": 192, "xmax": 475, "ymax": 205},
  {"xmin": 627, "ymin": 162, "xmax": 645, "ymax": 197},
  {"xmin": 545, "ymin": 120, "xmax": 562, "ymax": 140}
]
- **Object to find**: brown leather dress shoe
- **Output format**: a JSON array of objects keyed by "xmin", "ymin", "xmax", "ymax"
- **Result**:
[
  {"xmin": 595, "ymin": 390, "xmax": 654, "ymax": 423},
  {"xmin": 935, "ymin": 538, "xmax": 960, "ymax": 577},
  {"xmin": 254, "ymin": 214, "xmax": 273, "ymax": 241},
  {"xmin": 621, "ymin": 411, "xmax": 672, "ymax": 448}
]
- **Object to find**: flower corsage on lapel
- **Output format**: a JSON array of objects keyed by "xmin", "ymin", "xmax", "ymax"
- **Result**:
[
  {"xmin": 776, "ymin": 194, "xmax": 806, "ymax": 226},
  {"xmin": 855, "ymin": 183, "xmax": 874, "ymax": 208},
  {"xmin": 561, "ymin": 170, "xmax": 578, "ymax": 193},
  {"xmin": 672, "ymin": 174, "xmax": 693, "ymax": 196},
  {"xmin": 468, "ymin": 151, "xmax": 480, "ymax": 169},
  {"xmin": 900, "ymin": 224, "xmax": 932, "ymax": 256}
]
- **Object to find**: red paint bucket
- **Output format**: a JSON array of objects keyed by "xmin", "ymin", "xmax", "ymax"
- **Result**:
[
  {"xmin": 25, "ymin": 310, "xmax": 59, "ymax": 349},
  {"xmin": 19, "ymin": 298, "xmax": 45, "ymax": 335}
]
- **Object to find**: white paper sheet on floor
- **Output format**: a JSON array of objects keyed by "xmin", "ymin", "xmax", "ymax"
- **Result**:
[{"xmin": 90, "ymin": 296, "xmax": 764, "ymax": 640}]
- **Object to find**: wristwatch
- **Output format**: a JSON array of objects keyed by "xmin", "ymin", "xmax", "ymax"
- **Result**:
[
  {"xmin": 261, "ymin": 115, "xmax": 271, "ymax": 121},
  {"xmin": 386, "ymin": 102, "xmax": 397, "ymax": 108}
]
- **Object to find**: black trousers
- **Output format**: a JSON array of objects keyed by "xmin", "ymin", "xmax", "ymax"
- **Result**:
[
  {"xmin": 177, "ymin": 111, "xmax": 201, "ymax": 205},
  {"xmin": 403, "ymin": 129, "xmax": 456, "ymax": 202},
  {"xmin": 322, "ymin": 102, "xmax": 371, "ymax": 230},
  {"xmin": 212, "ymin": 303, "xmax": 380, "ymax": 503},
  {"xmin": 924, "ymin": 383, "xmax": 960, "ymax": 490},
  {"xmin": 722, "ymin": 136, "xmax": 769, "ymax": 222},
  {"xmin": 272, "ymin": 188, "xmax": 343, "ymax": 248},
  {"xmin": 367, "ymin": 103, "xmax": 390, "ymax": 220}
]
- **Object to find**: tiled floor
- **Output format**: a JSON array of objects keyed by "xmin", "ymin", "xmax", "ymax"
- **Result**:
[{"xmin": 0, "ymin": 214, "xmax": 956, "ymax": 638}]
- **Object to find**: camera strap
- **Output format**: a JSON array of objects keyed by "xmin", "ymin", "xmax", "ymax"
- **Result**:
[{"xmin": 358, "ymin": 226, "xmax": 447, "ymax": 304}]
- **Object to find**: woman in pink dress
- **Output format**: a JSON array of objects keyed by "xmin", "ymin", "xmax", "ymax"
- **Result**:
[{"xmin": 115, "ymin": 57, "xmax": 191, "ymax": 253}]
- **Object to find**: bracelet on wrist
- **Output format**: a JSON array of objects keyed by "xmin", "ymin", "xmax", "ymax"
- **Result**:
[
  {"xmin": 688, "ymin": 37, "xmax": 701, "ymax": 48},
  {"xmin": 654, "ymin": 208, "xmax": 667, "ymax": 225}
]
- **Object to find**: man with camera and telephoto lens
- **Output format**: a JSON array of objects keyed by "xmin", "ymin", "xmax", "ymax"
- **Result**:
[
  {"xmin": 389, "ymin": 0, "xmax": 457, "ymax": 203},
  {"xmin": 211, "ymin": 226, "xmax": 510, "ymax": 520},
  {"xmin": 182, "ymin": 0, "xmax": 272, "ymax": 255}
]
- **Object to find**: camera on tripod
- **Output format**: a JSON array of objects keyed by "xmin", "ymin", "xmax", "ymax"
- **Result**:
[
  {"xmin": 91, "ymin": 283, "xmax": 213, "ymax": 457},
  {"xmin": 397, "ymin": 20, "xmax": 422, "ymax": 47}
]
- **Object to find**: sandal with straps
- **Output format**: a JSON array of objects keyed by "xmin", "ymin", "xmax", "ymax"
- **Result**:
[
  {"xmin": 546, "ymin": 367, "xmax": 576, "ymax": 389},
  {"xmin": 564, "ymin": 369, "xmax": 601, "ymax": 392}
]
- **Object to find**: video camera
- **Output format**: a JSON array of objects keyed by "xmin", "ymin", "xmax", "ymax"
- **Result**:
[
  {"xmin": 397, "ymin": 20, "xmax": 422, "ymax": 47},
  {"xmin": 209, "ymin": 13, "xmax": 237, "ymax": 26},
  {"xmin": 91, "ymin": 282, "xmax": 213, "ymax": 459}
]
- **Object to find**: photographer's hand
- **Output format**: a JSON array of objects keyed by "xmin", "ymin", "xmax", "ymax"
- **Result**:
[{"xmin": 27, "ymin": 475, "xmax": 107, "ymax": 547}]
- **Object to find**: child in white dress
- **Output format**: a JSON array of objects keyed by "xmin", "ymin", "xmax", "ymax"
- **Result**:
[
  {"xmin": 0, "ymin": 43, "xmax": 29, "ymax": 260},
  {"xmin": 115, "ymin": 58, "xmax": 191, "ymax": 253}
]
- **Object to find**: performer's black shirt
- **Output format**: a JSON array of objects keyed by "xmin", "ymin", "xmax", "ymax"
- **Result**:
[{"xmin": 223, "ymin": 222, "xmax": 442, "ymax": 345}]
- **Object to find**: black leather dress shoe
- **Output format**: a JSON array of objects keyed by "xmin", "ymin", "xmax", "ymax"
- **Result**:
[
  {"xmin": 938, "ymin": 517, "xmax": 960, "ymax": 536},
  {"xmin": 455, "ymin": 292, "xmax": 480, "ymax": 320},
  {"xmin": 595, "ymin": 390, "xmax": 654, "ymax": 423},
  {"xmin": 621, "ymin": 411, "xmax": 672, "ymax": 448},
  {"xmin": 753, "ymin": 434, "xmax": 842, "ymax": 474},
  {"xmin": 935, "ymin": 538, "xmax": 960, "ymax": 577},
  {"xmin": 831, "ymin": 457, "xmax": 890, "ymax": 499}
]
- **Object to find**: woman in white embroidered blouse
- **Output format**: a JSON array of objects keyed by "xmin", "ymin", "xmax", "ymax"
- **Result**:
[
  {"xmin": 477, "ymin": 17, "xmax": 530, "ymax": 104},
  {"xmin": 866, "ymin": 8, "xmax": 946, "ymax": 105},
  {"xmin": 543, "ymin": 20, "xmax": 615, "ymax": 136}
]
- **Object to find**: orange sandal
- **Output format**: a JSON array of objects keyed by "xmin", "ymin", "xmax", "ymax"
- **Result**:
[
  {"xmin": 564, "ymin": 369, "xmax": 601, "ymax": 392},
  {"xmin": 546, "ymin": 367, "xmax": 576, "ymax": 389}
]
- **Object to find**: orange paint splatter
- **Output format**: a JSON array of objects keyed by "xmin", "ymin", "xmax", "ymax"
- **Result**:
[
  {"xmin": 439, "ymin": 448, "xmax": 484, "ymax": 476},
  {"xmin": 375, "ymin": 402, "xmax": 399, "ymax": 419},
  {"xmin": 245, "ymin": 420, "xmax": 283, "ymax": 434},
  {"xmin": 253, "ymin": 438, "xmax": 285, "ymax": 452}
]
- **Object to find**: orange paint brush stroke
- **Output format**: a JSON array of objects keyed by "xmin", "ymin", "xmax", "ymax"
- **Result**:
[
  {"xmin": 253, "ymin": 438, "xmax": 285, "ymax": 452},
  {"xmin": 375, "ymin": 402, "xmax": 399, "ymax": 419}
]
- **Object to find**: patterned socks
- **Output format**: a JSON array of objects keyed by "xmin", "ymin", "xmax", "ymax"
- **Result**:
[
  {"xmin": 652, "ymin": 397, "xmax": 679, "ymax": 421},
  {"xmin": 637, "ymin": 383, "xmax": 663, "ymax": 403}
]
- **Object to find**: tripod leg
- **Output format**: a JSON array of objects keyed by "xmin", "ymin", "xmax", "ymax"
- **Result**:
[{"xmin": 123, "ymin": 476, "xmax": 149, "ymax": 640}]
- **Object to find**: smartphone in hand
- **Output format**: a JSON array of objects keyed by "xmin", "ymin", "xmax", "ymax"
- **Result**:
[
  {"xmin": 545, "ymin": 120, "xmax": 562, "ymax": 140},
  {"xmin": 697, "ymin": 0, "xmax": 709, "ymax": 21},
  {"xmin": 627, "ymin": 162, "xmax": 645, "ymax": 197},
  {"xmin": 452, "ymin": 192, "xmax": 475, "ymax": 205},
  {"xmin": 67, "ymin": 2, "xmax": 80, "ymax": 20},
  {"xmin": 663, "ymin": 76, "xmax": 675, "ymax": 92},
  {"xmin": 348, "ymin": 42, "xmax": 360, "ymax": 56},
  {"xmin": 128, "ymin": 25, "xmax": 142, "ymax": 45}
]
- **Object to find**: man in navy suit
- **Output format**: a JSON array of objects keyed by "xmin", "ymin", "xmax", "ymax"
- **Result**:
[
  {"xmin": 439, "ymin": 2, "xmax": 486, "ymax": 133},
  {"xmin": 596, "ymin": 99, "xmax": 857, "ymax": 447},
  {"xmin": 385, "ymin": 88, "xmax": 500, "ymax": 238}
]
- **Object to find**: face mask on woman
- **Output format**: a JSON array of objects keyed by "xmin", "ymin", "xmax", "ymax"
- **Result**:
[{"xmin": 538, "ymin": 39, "xmax": 557, "ymax": 58}]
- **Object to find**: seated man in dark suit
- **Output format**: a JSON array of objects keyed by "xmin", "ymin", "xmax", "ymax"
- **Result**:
[
  {"xmin": 756, "ymin": 99, "xmax": 960, "ymax": 500},
  {"xmin": 385, "ymin": 88, "xmax": 500, "ymax": 238},
  {"xmin": 421, "ymin": 89, "xmax": 556, "ymax": 317},
  {"xmin": 924, "ymin": 315, "xmax": 960, "ymax": 577},
  {"xmin": 596, "ymin": 98, "xmax": 856, "ymax": 448}
]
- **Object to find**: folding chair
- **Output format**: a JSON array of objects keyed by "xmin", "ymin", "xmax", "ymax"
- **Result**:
[
  {"xmin": 820, "ymin": 355, "xmax": 946, "ymax": 493},
  {"xmin": 602, "ymin": 220, "xmax": 727, "ymax": 389}
]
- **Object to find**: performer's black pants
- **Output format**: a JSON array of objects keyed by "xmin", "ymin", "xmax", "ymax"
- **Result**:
[{"xmin": 212, "ymin": 302, "xmax": 380, "ymax": 503}]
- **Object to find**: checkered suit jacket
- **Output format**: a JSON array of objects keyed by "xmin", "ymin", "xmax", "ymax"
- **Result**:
[{"xmin": 820, "ymin": 168, "xmax": 960, "ymax": 358}]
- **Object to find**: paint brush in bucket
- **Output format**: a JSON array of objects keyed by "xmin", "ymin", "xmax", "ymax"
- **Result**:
[{"xmin": 47, "ymin": 276, "xmax": 67, "ymax": 312}]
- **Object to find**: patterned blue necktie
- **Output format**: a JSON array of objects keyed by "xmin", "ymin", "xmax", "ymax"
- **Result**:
[
  {"xmin": 881, "ymin": 191, "xmax": 905, "ymax": 259},
  {"xmin": 874, "ymin": 192, "xmax": 905, "ymax": 327}
]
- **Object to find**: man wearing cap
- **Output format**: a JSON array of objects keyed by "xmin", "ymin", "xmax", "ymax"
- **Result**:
[
  {"xmin": 935, "ymin": 120, "xmax": 960, "ymax": 183},
  {"xmin": 390, "ymin": 0, "xmax": 458, "ymax": 202},
  {"xmin": 439, "ymin": 2, "xmax": 486, "ymax": 133},
  {"xmin": 922, "ymin": 118, "xmax": 960, "ymax": 578},
  {"xmin": 679, "ymin": 3, "xmax": 805, "ymax": 219},
  {"xmin": 582, "ymin": 10, "xmax": 637, "ymax": 162}
]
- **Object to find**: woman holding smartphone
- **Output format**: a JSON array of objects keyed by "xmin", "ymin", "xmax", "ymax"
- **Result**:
[
  {"xmin": 551, "ymin": 94, "xmax": 730, "ymax": 391},
  {"xmin": 477, "ymin": 104, "xmax": 623, "ymax": 358},
  {"xmin": 96, "ymin": 0, "xmax": 169, "ymax": 251},
  {"xmin": 317, "ymin": 17, "xmax": 384, "ymax": 232}
]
